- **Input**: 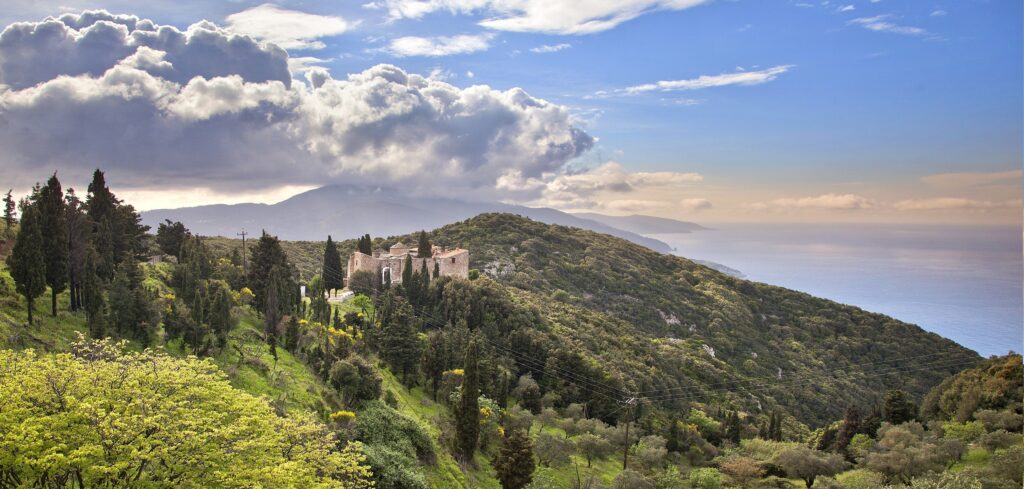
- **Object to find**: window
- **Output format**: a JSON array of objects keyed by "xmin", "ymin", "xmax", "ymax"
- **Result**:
[{"xmin": 451, "ymin": 257, "xmax": 456, "ymax": 264}]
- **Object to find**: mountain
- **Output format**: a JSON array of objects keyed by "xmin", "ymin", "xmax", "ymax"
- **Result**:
[
  {"xmin": 387, "ymin": 213, "xmax": 980, "ymax": 425},
  {"xmin": 141, "ymin": 185, "xmax": 675, "ymax": 253},
  {"xmin": 573, "ymin": 212, "xmax": 709, "ymax": 235}
]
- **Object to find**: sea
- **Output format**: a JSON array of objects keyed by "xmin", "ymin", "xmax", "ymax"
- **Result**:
[{"xmin": 652, "ymin": 223, "xmax": 1023, "ymax": 357}]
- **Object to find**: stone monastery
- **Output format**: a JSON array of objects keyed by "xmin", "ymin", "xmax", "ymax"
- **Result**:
[{"xmin": 346, "ymin": 242, "xmax": 469, "ymax": 286}]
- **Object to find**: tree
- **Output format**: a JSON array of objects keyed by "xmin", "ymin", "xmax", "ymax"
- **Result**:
[
  {"xmin": 82, "ymin": 247, "xmax": 107, "ymax": 338},
  {"xmin": 0, "ymin": 337, "xmax": 374, "ymax": 488},
  {"xmin": 323, "ymin": 235, "xmax": 343, "ymax": 293},
  {"xmin": 422, "ymin": 330, "xmax": 447, "ymax": 400},
  {"xmin": 37, "ymin": 173, "xmax": 68, "ymax": 317},
  {"xmin": 835, "ymin": 404, "xmax": 861, "ymax": 456},
  {"xmin": 725, "ymin": 410, "xmax": 742, "ymax": 444},
  {"xmin": 358, "ymin": 234, "xmax": 373, "ymax": 255},
  {"xmin": 534, "ymin": 432, "xmax": 573, "ymax": 467},
  {"xmin": 493, "ymin": 429, "xmax": 535, "ymax": 489},
  {"xmin": 514, "ymin": 374, "xmax": 543, "ymax": 414},
  {"xmin": 285, "ymin": 315, "xmax": 300, "ymax": 352},
  {"xmin": 2, "ymin": 189, "xmax": 15, "ymax": 238},
  {"xmin": 264, "ymin": 266, "xmax": 283, "ymax": 358},
  {"xmin": 575, "ymin": 433, "xmax": 614, "ymax": 467},
  {"xmin": 864, "ymin": 422, "xmax": 966, "ymax": 484},
  {"xmin": 208, "ymin": 281, "xmax": 235, "ymax": 349},
  {"xmin": 65, "ymin": 189, "xmax": 89, "ymax": 312},
  {"xmin": 156, "ymin": 220, "xmax": 190, "ymax": 259},
  {"xmin": 378, "ymin": 294, "xmax": 422, "ymax": 382},
  {"xmin": 882, "ymin": 390, "xmax": 917, "ymax": 425},
  {"xmin": 6, "ymin": 203, "xmax": 46, "ymax": 325},
  {"xmin": 774, "ymin": 446, "xmax": 846, "ymax": 488},
  {"xmin": 248, "ymin": 230, "xmax": 296, "ymax": 319},
  {"xmin": 417, "ymin": 231, "xmax": 432, "ymax": 257},
  {"xmin": 456, "ymin": 338, "xmax": 481, "ymax": 462}
]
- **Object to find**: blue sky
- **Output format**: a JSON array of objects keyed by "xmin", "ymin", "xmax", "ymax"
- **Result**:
[{"xmin": 0, "ymin": 0, "xmax": 1020, "ymax": 223}]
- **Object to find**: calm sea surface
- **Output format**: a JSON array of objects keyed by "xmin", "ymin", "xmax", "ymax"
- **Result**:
[{"xmin": 653, "ymin": 224, "xmax": 1023, "ymax": 357}]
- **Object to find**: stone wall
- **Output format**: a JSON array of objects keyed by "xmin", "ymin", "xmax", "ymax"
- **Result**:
[{"xmin": 346, "ymin": 249, "xmax": 470, "ymax": 285}]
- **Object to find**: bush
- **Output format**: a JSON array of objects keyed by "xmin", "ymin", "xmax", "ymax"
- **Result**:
[
  {"xmin": 979, "ymin": 430, "xmax": 1022, "ymax": 451},
  {"xmin": 688, "ymin": 467, "xmax": 724, "ymax": 489},
  {"xmin": 534, "ymin": 432, "xmax": 573, "ymax": 467},
  {"xmin": 354, "ymin": 401, "xmax": 435, "ymax": 489},
  {"xmin": 835, "ymin": 469, "xmax": 886, "ymax": 489},
  {"xmin": 611, "ymin": 470, "xmax": 653, "ymax": 489},
  {"xmin": 942, "ymin": 420, "xmax": 986, "ymax": 442}
]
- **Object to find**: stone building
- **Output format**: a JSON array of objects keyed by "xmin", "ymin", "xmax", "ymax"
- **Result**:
[{"xmin": 346, "ymin": 241, "xmax": 469, "ymax": 286}]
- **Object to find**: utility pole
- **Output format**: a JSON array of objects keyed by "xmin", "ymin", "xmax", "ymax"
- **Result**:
[
  {"xmin": 622, "ymin": 396, "xmax": 638, "ymax": 470},
  {"xmin": 237, "ymin": 229, "xmax": 248, "ymax": 276}
]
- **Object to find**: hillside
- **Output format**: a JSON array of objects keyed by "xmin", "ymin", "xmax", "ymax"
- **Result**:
[
  {"xmin": 385, "ymin": 213, "xmax": 980, "ymax": 425},
  {"xmin": 573, "ymin": 212, "xmax": 709, "ymax": 235}
]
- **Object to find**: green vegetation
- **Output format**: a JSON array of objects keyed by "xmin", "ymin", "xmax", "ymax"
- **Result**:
[{"xmin": 0, "ymin": 172, "xmax": 1018, "ymax": 488}]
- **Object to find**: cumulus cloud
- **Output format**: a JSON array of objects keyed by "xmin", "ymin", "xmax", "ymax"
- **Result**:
[
  {"xmin": 225, "ymin": 4, "xmax": 354, "ymax": 51},
  {"xmin": 598, "ymin": 65, "xmax": 793, "ymax": 96},
  {"xmin": 753, "ymin": 193, "xmax": 876, "ymax": 210},
  {"xmin": 0, "ymin": 10, "xmax": 594, "ymax": 198},
  {"xmin": 892, "ymin": 198, "xmax": 1021, "ymax": 211},
  {"xmin": 365, "ymin": 0, "xmax": 708, "ymax": 35},
  {"xmin": 849, "ymin": 15, "xmax": 927, "ymax": 36},
  {"xmin": 384, "ymin": 33, "xmax": 494, "ymax": 57},
  {"xmin": 530, "ymin": 43, "xmax": 571, "ymax": 53},
  {"xmin": 0, "ymin": 11, "xmax": 291, "ymax": 89}
]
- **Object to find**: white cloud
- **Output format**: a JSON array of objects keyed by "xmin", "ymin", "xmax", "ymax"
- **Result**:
[
  {"xmin": 920, "ymin": 169, "xmax": 1021, "ymax": 189},
  {"xmin": 679, "ymin": 198, "xmax": 712, "ymax": 211},
  {"xmin": 600, "ymin": 65, "xmax": 793, "ymax": 96},
  {"xmin": 288, "ymin": 56, "xmax": 331, "ymax": 75},
  {"xmin": 0, "ymin": 11, "xmax": 594, "ymax": 198},
  {"xmin": 384, "ymin": 33, "xmax": 494, "ymax": 57},
  {"xmin": 893, "ymin": 198, "xmax": 1021, "ymax": 211},
  {"xmin": 466, "ymin": 70, "xmax": 475, "ymax": 78},
  {"xmin": 838, "ymin": 5, "xmax": 855, "ymax": 12},
  {"xmin": 849, "ymin": 15, "xmax": 927, "ymax": 36},
  {"xmin": 529, "ymin": 43, "xmax": 571, "ymax": 53},
  {"xmin": 225, "ymin": 4, "xmax": 354, "ymax": 51},
  {"xmin": 930, "ymin": 10, "xmax": 947, "ymax": 17},
  {"xmin": 754, "ymin": 193, "xmax": 876, "ymax": 210},
  {"xmin": 366, "ymin": 0, "xmax": 709, "ymax": 35}
]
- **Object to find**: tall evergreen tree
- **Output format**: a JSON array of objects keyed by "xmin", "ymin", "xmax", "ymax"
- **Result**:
[
  {"xmin": 65, "ymin": 189, "xmax": 88, "ymax": 312},
  {"xmin": 456, "ymin": 338, "xmax": 481, "ymax": 462},
  {"xmin": 357, "ymin": 234, "xmax": 373, "ymax": 255},
  {"xmin": 285, "ymin": 315, "xmax": 300, "ymax": 352},
  {"xmin": 881, "ymin": 390, "xmax": 917, "ymax": 425},
  {"xmin": 37, "ymin": 173, "xmax": 68, "ymax": 316},
  {"xmin": 417, "ymin": 230, "xmax": 432, "ymax": 257},
  {"xmin": 423, "ymin": 330, "xmax": 447, "ymax": 400},
  {"xmin": 725, "ymin": 411, "xmax": 742, "ymax": 444},
  {"xmin": 6, "ymin": 203, "xmax": 46, "ymax": 325},
  {"xmin": 322, "ymin": 235, "xmax": 343, "ymax": 292},
  {"xmin": 156, "ymin": 220, "xmax": 191, "ymax": 260},
  {"xmin": 834, "ymin": 405, "xmax": 861, "ymax": 457},
  {"xmin": 2, "ymin": 189, "xmax": 15, "ymax": 238},
  {"xmin": 379, "ymin": 293, "xmax": 422, "ymax": 382},
  {"xmin": 82, "ymin": 247, "xmax": 107, "ymax": 338},
  {"xmin": 492, "ymin": 429, "xmax": 535, "ymax": 489},
  {"xmin": 264, "ymin": 266, "xmax": 283, "ymax": 357},
  {"xmin": 248, "ymin": 230, "xmax": 295, "ymax": 318}
]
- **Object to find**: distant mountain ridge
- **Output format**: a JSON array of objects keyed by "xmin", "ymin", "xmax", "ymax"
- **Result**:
[
  {"xmin": 573, "ymin": 212, "xmax": 709, "ymax": 235},
  {"xmin": 141, "ymin": 185, "xmax": 678, "ymax": 253}
]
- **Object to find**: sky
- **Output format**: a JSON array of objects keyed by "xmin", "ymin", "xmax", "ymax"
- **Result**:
[{"xmin": 0, "ymin": 0, "xmax": 1020, "ymax": 224}]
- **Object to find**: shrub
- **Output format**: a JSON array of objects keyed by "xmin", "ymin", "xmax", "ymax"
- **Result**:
[
  {"xmin": 688, "ymin": 467, "xmax": 724, "ymax": 489},
  {"xmin": 942, "ymin": 420, "xmax": 986, "ymax": 443}
]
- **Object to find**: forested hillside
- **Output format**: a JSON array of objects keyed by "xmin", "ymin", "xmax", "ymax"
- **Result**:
[{"xmin": 1, "ymin": 173, "xmax": 1018, "ymax": 489}]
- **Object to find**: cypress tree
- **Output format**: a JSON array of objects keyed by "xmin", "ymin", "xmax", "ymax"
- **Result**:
[
  {"xmin": 2, "ymin": 189, "xmax": 14, "ymax": 239},
  {"xmin": 82, "ymin": 247, "xmax": 107, "ymax": 338},
  {"xmin": 417, "ymin": 230, "xmax": 432, "ymax": 257},
  {"xmin": 37, "ymin": 173, "xmax": 68, "ymax": 317},
  {"xmin": 323, "ymin": 235, "xmax": 343, "ymax": 292},
  {"xmin": 726, "ymin": 411, "xmax": 741, "ymax": 444},
  {"xmin": 493, "ymin": 429, "xmax": 535, "ymax": 489},
  {"xmin": 834, "ymin": 405, "xmax": 861, "ymax": 457},
  {"xmin": 6, "ymin": 203, "xmax": 46, "ymax": 325},
  {"xmin": 285, "ymin": 315, "xmax": 300, "ymax": 352},
  {"xmin": 264, "ymin": 266, "xmax": 282, "ymax": 357},
  {"xmin": 456, "ymin": 338, "xmax": 481, "ymax": 462},
  {"xmin": 358, "ymin": 234, "xmax": 372, "ymax": 255},
  {"xmin": 65, "ymin": 189, "xmax": 88, "ymax": 312},
  {"xmin": 433, "ymin": 261, "xmax": 440, "ymax": 279},
  {"xmin": 209, "ymin": 283, "xmax": 234, "ymax": 349}
]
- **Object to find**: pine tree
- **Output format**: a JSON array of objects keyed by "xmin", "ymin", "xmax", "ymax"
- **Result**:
[
  {"xmin": 456, "ymin": 338, "xmax": 481, "ymax": 462},
  {"xmin": 6, "ymin": 203, "xmax": 46, "ymax": 325},
  {"xmin": 156, "ymin": 220, "xmax": 191, "ymax": 260},
  {"xmin": 493, "ymin": 429, "xmax": 535, "ymax": 489},
  {"xmin": 323, "ymin": 235, "xmax": 343, "ymax": 292},
  {"xmin": 417, "ymin": 230, "xmax": 432, "ymax": 257},
  {"xmin": 37, "ymin": 173, "xmax": 68, "ymax": 316},
  {"xmin": 2, "ymin": 189, "xmax": 15, "ymax": 239}
]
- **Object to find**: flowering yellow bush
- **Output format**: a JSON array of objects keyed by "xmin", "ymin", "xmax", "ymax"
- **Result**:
[{"xmin": 331, "ymin": 410, "xmax": 357, "ymax": 422}]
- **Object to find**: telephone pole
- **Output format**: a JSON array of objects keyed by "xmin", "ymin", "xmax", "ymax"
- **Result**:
[
  {"xmin": 237, "ymin": 229, "xmax": 248, "ymax": 275},
  {"xmin": 622, "ymin": 396, "xmax": 638, "ymax": 470}
]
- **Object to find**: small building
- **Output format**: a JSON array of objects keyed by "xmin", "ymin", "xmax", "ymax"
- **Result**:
[{"xmin": 346, "ymin": 243, "xmax": 469, "ymax": 286}]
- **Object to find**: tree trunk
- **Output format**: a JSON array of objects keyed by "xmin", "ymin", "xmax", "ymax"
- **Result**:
[
  {"xmin": 26, "ymin": 295, "xmax": 33, "ymax": 325},
  {"xmin": 51, "ymin": 289, "xmax": 58, "ymax": 316},
  {"xmin": 805, "ymin": 476, "xmax": 815, "ymax": 488}
]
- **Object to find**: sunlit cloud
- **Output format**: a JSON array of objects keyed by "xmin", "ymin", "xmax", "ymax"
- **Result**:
[
  {"xmin": 596, "ymin": 65, "xmax": 794, "ymax": 97},
  {"xmin": 225, "ymin": 4, "xmax": 355, "ymax": 51},
  {"xmin": 384, "ymin": 33, "xmax": 495, "ymax": 57}
]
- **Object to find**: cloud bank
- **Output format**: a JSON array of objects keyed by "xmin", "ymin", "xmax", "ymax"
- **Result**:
[{"xmin": 0, "ymin": 10, "xmax": 601, "ymax": 200}]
